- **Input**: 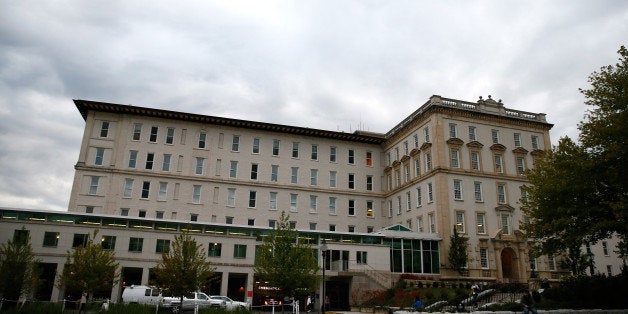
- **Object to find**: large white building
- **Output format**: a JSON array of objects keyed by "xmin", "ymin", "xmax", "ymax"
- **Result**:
[{"xmin": 2, "ymin": 95, "xmax": 621, "ymax": 308}]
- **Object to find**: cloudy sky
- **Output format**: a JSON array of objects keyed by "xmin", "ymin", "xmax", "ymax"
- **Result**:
[{"xmin": 1, "ymin": 1, "xmax": 626, "ymax": 212}]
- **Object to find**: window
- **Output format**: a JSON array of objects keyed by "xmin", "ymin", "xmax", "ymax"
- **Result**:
[
  {"xmin": 366, "ymin": 152, "xmax": 372, "ymax": 166},
  {"xmin": 227, "ymin": 189, "xmax": 236, "ymax": 206},
  {"xmin": 129, "ymin": 237, "xmax": 144, "ymax": 252},
  {"xmin": 453, "ymin": 179, "xmax": 462, "ymax": 200},
  {"xmin": 531, "ymin": 135, "xmax": 539, "ymax": 150},
  {"xmin": 497, "ymin": 184, "xmax": 507, "ymax": 204},
  {"xmin": 474, "ymin": 181, "xmax": 483, "ymax": 202},
  {"xmin": 424, "ymin": 127, "xmax": 430, "ymax": 142},
  {"xmin": 425, "ymin": 152, "xmax": 432, "ymax": 171},
  {"xmin": 195, "ymin": 157, "xmax": 205, "ymax": 175},
  {"xmin": 476, "ymin": 213, "xmax": 486, "ymax": 234},
  {"xmin": 451, "ymin": 148, "xmax": 460, "ymax": 168},
  {"xmin": 366, "ymin": 175, "xmax": 373, "ymax": 191},
  {"xmin": 406, "ymin": 219, "xmax": 412, "ymax": 230},
  {"xmin": 404, "ymin": 164, "xmax": 410, "ymax": 183},
  {"xmin": 100, "ymin": 121, "xmax": 110, "ymax": 137},
  {"xmin": 156, "ymin": 211, "xmax": 164, "ymax": 219},
  {"xmin": 249, "ymin": 191, "xmax": 257, "ymax": 208},
  {"xmin": 514, "ymin": 133, "xmax": 521, "ymax": 147},
  {"xmin": 348, "ymin": 199, "xmax": 355, "ymax": 216},
  {"xmin": 269, "ymin": 220, "xmax": 277, "ymax": 228},
  {"xmin": 234, "ymin": 244, "xmax": 247, "ymax": 258},
  {"xmin": 357, "ymin": 251, "xmax": 367, "ymax": 264},
  {"xmin": 291, "ymin": 167, "xmax": 299, "ymax": 184},
  {"xmin": 428, "ymin": 213, "xmax": 436, "ymax": 233},
  {"xmin": 272, "ymin": 140, "xmax": 280, "ymax": 156},
  {"xmin": 386, "ymin": 174, "xmax": 392, "ymax": 191},
  {"xmin": 128, "ymin": 150, "xmax": 138, "ymax": 168},
  {"xmin": 329, "ymin": 197, "xmax": 336, "ymax": 214},
  {"xmin": 95, "ymin": 148, "xmax": 104, "ymax": 165},
  {"xmin": 145, "ymin": 153, "xmax": 154, "ymax": 169},
  {"xmin": 471, "ymin": 151, "xmax": 480, "ymax": 170},
  {"xmin": 348, "ymin": 149, "xmax": 355, "ymax": 164},
  {"xmin": 271, "ymin": 165, "xmax": 278, "ymax": 182},
  {"xmin": 455, "ymin": 211, "xmax": 465, "ymax": 233},
  {"xmin": 269, "ymin": 192, "xmax": 277, "ymax": 210},
  {"xmin": 250, "ymin": 164, "xmax": 258, "ymax": 180},
  {"xmin": 310, "ymin": 195, "xmax": 318, "ymax": 213},
  {"xmin": 491, "ymin": 129, "xmax": 500, "ymax": 144},
  {"xmin": 198, "ymin": 132, "xmax": 207, "ymax": 149},
  {"xmin": 252, "ymin": 138, "xmax": 260, "ymax": 154},
  {"xmin": 602, "ymin": 241, "xmax": 609, "ymax": 255},
  {"xmin": 366, "ymin": 201, "xmax": 373, "ymax": 217},
  {"xmin": 548, "ymin": 255, "xmax": 556, "ymax": 271},
  {"xmin": 208, "ymin": 243, "xmax": 222, "ymax": 257},
  {"xmin": 329, "ymin": 225, "xmax": 336, "ymax": 232},
  {"xmin": 85, "ymin": 206, "xmax": 94, "ymax": 213},
  {"xmin": 500, "ymin": 213, "xmax": 511, "ymax": 235},
  {"xmin": 330, "ymin": 171, "xmax": 337, "ymax": 187},
  {"xmin": 156, "ymin": 239, "xmax": 170, "ymax": 253},
  {"xmin": 348, "ymin": 173, "xmax": 355, "ymax": 189},
  {"xmin": 416, "ymin": 187, "xmax": 422, "ymax": 206},
  {"xmin": 480, "ymin": 248, "xmax": 488, "ymax": 268},
  {"xmin": 395, "ymin": 147, "xmax": 400, "ymax": 160},
  {"xmin": 232, "ymin": 135, "xmax": 240, "ymax": 151},
  {"xmin": 386, "ymin": 153, "xmax": 391, "ymax": 166},
  {"xmin": 226, "ymin": 216, "xmax": 234, "ymax": 224},
  {"xmin": 120, "ymin": 208, "xmax": 129, "ymax": 216},
  {"xmin": 43, "ymin": 232, "xmax": 59, "ymax": 247},
  {"xmin": 166, "ymin": 127, "xmax": 175, "ymax": 144},
  {"xmin": 138, "ymin": 210, "xmax": 146, "ymax": 218},
  {"xmin": 101, "ymin": 235, "xmax": 116, "ymax": 250},
  {"xmin": 468, "ymin": 126, "xmax": 476, "ymax": 141},
  {"xmin": 310, "ymin": 169, "xmax": 318, "ymax": 185},
  {"xmin": 162, "ymin": 154, "xmax": 171, "ymax": 171},
  {"xmin": 309, "ymin": 222, "xmax": 317, "ymax": 230},
  {"xmin": 193, "ymin": 185, "xmax": 201, "ymax": 204},
  {"xmin": 417, "ymin": 217, "xmax": 424, "ymax": 232},
  {"xmin": 290, "ymin": 194, "xmax": 298, "ymax": 211},
  {"xmin": 123, "ymin": 178, "xmax": 134, "ymax": 198},
  {"xmin": 132, "ymin": 123, "xmax": 142, "ymax": 141},
  {"xmin": 516, "ymin": 156, "xmax": 525, "ymax": 174},
  {"xmin": 449, "ymin": 123, "xmax": 457, "ymax": 138},
  {"xmin": 229, "ymin": 161, "xmax": 238, "ymax": 178},
  {"xmin": 311, "ymin": 144, "xmax": 318, "ymax": 160},
  {"xmin": 330, "ymin": 146, "xmax": 337, "ymax": 162},
  {"xmin": 529, "ymin": 258, "xmax": 537, "ymax": 273},
  {"xmin": 427, "ymin": 182, "xmax": 434, "ymax": 203},
  {"xmin": 406, "ymin": 191, "xmax": 411, "ymax": 210},
  {"xmin": 141, "ymin": 181, "xmax": 150, "ymax": 199},
  {"xmin": 72, "ymin": 233, "xmax": 88, "ymax": 248},
  {"xmin": 150, "ymin": 126, "xmax": 158, "ymax": 142},
  {"xmin": 388, "ymin": 200, "xmax": 393, "ymax": 217},
  {"xmin": 494, "ymin": 154, "xmax": 503, "ymax": 173},
  {"xmin": 520, "ymin": 187, "xmax": 528, "ymax": 203},
  {"xmin": 89, "ymin": 176, "xmax": 99, "ymax": 195},
  {"xmin": 397, "ymin": 196, "xmax": 402, "ymax": 215},
  {"xmin": 414, "ymin": 158, "xmax": 421, "ymax": 177},
  {"xmin": 158, "ymin": 182, "xmax": 168, "ymax": 201},
  {"xmin": 292, "ymin": 142, "xmax": 299, "ymax": 158}
]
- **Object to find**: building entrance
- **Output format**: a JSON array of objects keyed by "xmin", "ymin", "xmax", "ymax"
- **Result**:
[{"xmin": 500, "ymin": 247, "xmax": 518, "ymax": 282}]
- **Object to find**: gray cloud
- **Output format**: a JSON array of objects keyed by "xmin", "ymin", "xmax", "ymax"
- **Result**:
[{"xmin": 1, "ymin": 0, "xmax": 627, "ymax": 211}]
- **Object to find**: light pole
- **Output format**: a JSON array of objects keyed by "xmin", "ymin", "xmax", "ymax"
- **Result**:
[{"xmin": 320, "ymin": 240, "xmax": 328, "ymax": 314}]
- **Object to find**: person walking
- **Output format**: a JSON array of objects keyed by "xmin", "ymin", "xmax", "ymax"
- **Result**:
[
  {"xmin": 521, "ymin": 289, "xmax": 538, "ymax": 314},
  {"xmin": 471, "ymin": 282, "xmax": 480, "ymax": 307},
  {"xmin": 78, "ymin": 292, "xmax": 87, "ymax": 314},
  {"xmin": 306, "ymin": 295, "xmax": 312, "ymax": 312}
]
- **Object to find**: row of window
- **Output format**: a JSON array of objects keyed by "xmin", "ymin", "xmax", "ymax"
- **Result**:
[{"xmin": 99, "ymin": 121, "xmax": 375, "ymax": 166}]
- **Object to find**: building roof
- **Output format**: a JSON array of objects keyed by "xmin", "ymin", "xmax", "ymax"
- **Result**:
[{"xmin": 74, "ymin": 99, "xmax": 386, "ymax": 144}]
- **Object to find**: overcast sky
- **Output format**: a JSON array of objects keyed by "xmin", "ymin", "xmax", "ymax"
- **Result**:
[{"xmin": 0, "ymin": 1, "xmax": 626, "ymax": 212}]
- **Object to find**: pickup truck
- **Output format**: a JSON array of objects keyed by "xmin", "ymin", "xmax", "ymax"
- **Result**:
[{"xmin": 162, "ymin": 292, "xmax": 222, "ymax": 312}]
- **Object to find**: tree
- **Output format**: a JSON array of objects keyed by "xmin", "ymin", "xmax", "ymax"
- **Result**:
[
  {"xmin": 521, "ymin": 46, "xmax": 628, "ymax": 268},
  {"xmin": 153, "ymin": 231, "xmax": 215, "ymax": 308},
  {"xmin": 254, "ymin": 211, "xmax": 320, "ymax": 298},
  {"xmin": 448, "ymin": 227, "xmax": 469, "ymax": 276},
  {"xmin": 58, "ymin": 230, "xmax": 119, "ymax": 300},
  {"xmin": 578, "ymin": 45, "xmax": 628, "ymax": 257},
  {"xmin": 0, "ymin": 228, "xmax": 41, "ymax": 302}
]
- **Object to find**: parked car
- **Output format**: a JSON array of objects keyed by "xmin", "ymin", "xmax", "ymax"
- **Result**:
[
  {"xmin": 210, "ymin": 295, "xmax": 249, "ymax": 310},
  {"xmin": 162, "ymin": 292, "xmax": 220, "ymax": 312},
  {"xmin": 121, "ymin": 285, "xmax": 163, "ymax": 305}
]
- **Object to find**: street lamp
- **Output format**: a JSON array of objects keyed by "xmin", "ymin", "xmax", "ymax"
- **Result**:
[{"xmin": 320, "ymin": 240, "xmax": 328, "ymax": 314}]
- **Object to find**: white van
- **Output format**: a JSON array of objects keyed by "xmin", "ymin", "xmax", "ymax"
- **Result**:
[{"xmin": 121, "ymin": 285, "xmax": 163, "ymax": 305}]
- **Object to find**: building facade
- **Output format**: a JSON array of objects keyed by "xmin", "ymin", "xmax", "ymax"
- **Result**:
[{"xmin": 6, "ymin": 95, "xmax": 620, "ymax": 307}]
